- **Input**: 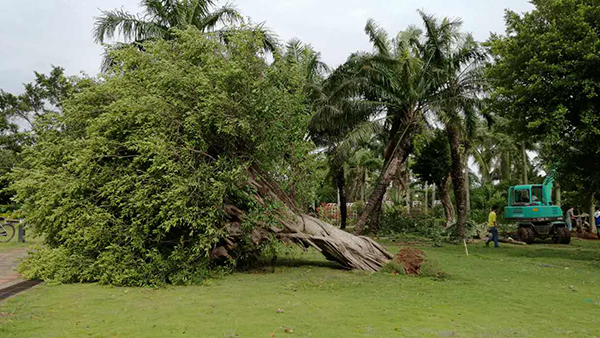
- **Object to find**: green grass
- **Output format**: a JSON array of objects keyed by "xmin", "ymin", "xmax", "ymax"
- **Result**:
[{"xmin": 2, "ymin": 238, "xmax": 600, "ymax": 337}]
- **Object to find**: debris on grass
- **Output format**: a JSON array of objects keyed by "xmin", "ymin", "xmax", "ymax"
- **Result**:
[{"xmin": 380, "ymin": 247, "xmax": 449, "ymax": 279}]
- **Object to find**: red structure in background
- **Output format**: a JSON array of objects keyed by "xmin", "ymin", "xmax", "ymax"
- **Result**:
[{"xmin": 316, "ymin": 203, "xmax": 358, "ymax": 225}]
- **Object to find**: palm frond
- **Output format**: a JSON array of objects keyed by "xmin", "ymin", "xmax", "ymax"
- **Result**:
[
  {"xmin": 93, "ymin": 8, "xmax": 167, "ymax": 43},
  {"xmin": 334, "ymin": 119, "xmax": 386, "ymax": 160},
  {"xmin": 196, "ymin": 5, "xmax": 242, "ymax": 31},
  {"xmin": 364, "ymin": 19, "xmax": 390, "ymax": 57}
]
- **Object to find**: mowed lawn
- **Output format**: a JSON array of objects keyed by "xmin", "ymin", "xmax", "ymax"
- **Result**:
[{"xmin": 2, "ymin": 238, "xmax": 600, "ymax": 338}]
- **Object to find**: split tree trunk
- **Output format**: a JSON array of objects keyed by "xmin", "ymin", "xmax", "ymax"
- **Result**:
[
  {"xmin": 233, "ymin": 168, "xmax": 393, "ymax": 271},
  {"xmin": 447, "ymin": 125, "xmax": 467, "ymax": 239}
]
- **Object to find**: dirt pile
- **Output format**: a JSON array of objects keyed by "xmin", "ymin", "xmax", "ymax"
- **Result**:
[{"xmin": 394, "ymin": 247, "xmax": 426, "ymax": 275}]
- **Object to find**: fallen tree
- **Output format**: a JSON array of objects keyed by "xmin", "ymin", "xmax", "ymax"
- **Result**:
[{"xmin": 13, "ymin": 28, "xmax": 391, "ymax": 286}]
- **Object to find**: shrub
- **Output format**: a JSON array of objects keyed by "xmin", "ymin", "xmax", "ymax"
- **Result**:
[{"xmin": 379, "ymin": 205, "xmax": 446, "ymax": 243}]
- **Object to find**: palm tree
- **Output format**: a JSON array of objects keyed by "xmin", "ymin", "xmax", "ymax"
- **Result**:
[
  {"xmin": 423, "ymin": 12, "xmax": 487, "ymax": 239},
  {"xmin": 311, "ymin": 14, "xmax": 477, "ymax": 235},
  {"xmin": 342, "ymin": 20, "xmax": 433, "ymax": 235},
  {"xmin": 345, "ymin": 148, "xmax": 382, "ymax": 202},
  {"xmin": 93, "ymin": 0, "xmax": 276, "ymax": 70}
]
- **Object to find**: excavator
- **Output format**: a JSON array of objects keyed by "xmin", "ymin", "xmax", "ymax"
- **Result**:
[{"xmin": 504, "ymin": 173, "xmax": 571, "ymax": 244}]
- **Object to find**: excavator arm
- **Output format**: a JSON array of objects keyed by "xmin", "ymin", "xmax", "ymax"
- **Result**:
[{"xmin": 542, "ymin": 170, "xmax": 555, "ymax": 205}]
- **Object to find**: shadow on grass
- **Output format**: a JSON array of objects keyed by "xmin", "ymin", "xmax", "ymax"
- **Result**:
[
  {"xmin": 273, "ymin": 257, "xmax": 344, "ymax": 269},
  {"xmin": 247, "ymin": 257, "xmax": 345, "ymax": 273}
]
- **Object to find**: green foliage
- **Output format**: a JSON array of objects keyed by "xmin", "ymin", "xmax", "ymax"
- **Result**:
[
  {"xmin": 12, "ymin": 28, "xmax": 311, "ymax": 286},
  {"xmin": 469, "ymin": 183, "xmax": 508, "ymax": 223},
  {"xmin": 486, "ymin": 0, "xmax": 600, "ymax": 198},
  {"xmin": 412, "ymin": 130, "xmax": 451, "ymax": 186},
  {"xmin": 379, "ymin": 205, "xmax": 446, "ymax": 243},
  {"xmin": 0, "ymin": 66, "xmax": 75, "ymax": 205}
]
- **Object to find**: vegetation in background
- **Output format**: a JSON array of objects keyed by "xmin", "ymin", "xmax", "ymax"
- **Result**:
[{"xmin": 486, "ymin": 0, "xmax": 600, "ymax": 203}]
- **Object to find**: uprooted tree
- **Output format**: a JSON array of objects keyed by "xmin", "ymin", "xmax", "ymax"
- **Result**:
[{"xmin": 12, "ymin": 28, "xmax": 391, "ymax": 286}]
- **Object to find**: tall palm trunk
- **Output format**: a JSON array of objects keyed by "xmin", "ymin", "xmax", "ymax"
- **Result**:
[
  {"xmin": 464, "ymin": 143, "xmax": 470, "ymax": 214},
  {"xmin": 522, "ymin": 142, "xmax": 528, "ymax": 185},
  {"xmin": 354, "ymin": 146, "xmax": 408, "ymax": 234},
  {"xmin": 501, "ymin": 151, "xmax": 511, "ymax": 183},
  {"xmin": 589, "ymin": 195, "xmax": 596, "ymax": 234},
  {"xmin": 440, "ymin": 174, "xmax": 454, "ymax": 224},
  {"xmin": 335, "ymin": 167, "xmax": 348, "ymax": 230},
  {"xmin": 424, "ymin": 182, "xmax": 428, "ymax": 213},
  {"xmin": 370, "ymin": 200, "xmax": 383, "ymax": 235},
  {"xmin": 447, "ymin": 125, "xmax": 467, "ymax": 239},
  {"xmin": 432, "ymin": 183, "xmax": 436, "ymax": 211},
  {"xmin": 361, "ymin": 170, "xmax": 366, "ymax": 201},
  {"xmin": 354, "ymin": 118, "xmax": 415, "ymax": 235},
  {"xmin": 405, "ymin": 166, "xmax": 411, "ymax": 213}
]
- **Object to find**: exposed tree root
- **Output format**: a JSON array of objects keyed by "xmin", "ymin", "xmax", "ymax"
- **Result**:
[{"xmin": 212, "ymin": 167, "xmax": 393, "ymax": 272}]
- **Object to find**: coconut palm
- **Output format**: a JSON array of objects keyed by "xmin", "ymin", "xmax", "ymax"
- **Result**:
[
  {"xmin": 422, "ymin": 11, "xmax": 487, "ymax": 239},
  {"xmin": 93, "ymin": 0, "xmax": 276, "ymax": 70},
  {"xmin": 310, "ymin": 13, "xmax": 480, "ymax": 235}
]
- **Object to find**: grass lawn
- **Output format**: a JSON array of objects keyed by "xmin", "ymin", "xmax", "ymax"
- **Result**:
[{"xmin": 2, "ymin": 238, "xmax": 600, "ymax": 337}]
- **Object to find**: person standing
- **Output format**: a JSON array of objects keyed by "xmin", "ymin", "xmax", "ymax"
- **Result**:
[
  {"xmin": 486, "ymin": 206, "xmax": 499, "ymax": 248},
  {"xmin": 565, "ymin": 207, "xmax": 574, "ymax": 231}
]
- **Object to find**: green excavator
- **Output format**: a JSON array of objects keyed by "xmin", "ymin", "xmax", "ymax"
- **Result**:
[{"xmin": 504, "ymin": 173, "xmax": 571, "ymax": 244}]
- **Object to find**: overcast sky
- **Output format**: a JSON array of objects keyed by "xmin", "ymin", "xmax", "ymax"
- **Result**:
[{"xmin": 0, "ymin": 0, "xmax": 534, "ymax": 94}]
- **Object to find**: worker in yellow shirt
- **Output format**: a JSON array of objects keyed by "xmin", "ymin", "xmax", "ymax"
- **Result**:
[{"xmin": 486, "ymin": 206, "xmax": 499, "ymax": 248}]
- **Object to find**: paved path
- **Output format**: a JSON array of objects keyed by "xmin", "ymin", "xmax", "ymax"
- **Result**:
[{"xmin": 0, "ymin": 247, "xmax": 38, "ymax": 301}]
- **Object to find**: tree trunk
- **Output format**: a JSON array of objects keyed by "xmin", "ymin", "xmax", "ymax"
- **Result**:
[
  {"xmin": 439, "ymin": 175, "xmax": 454, "ymax": 224},
  {"xmin": 335, "ymin": 167, "xmax": 347, "ymax": 230},
  {"xmin": 464, "ymin": 143, "xmax": 471, "ymax": 214},
  {"xmin": 501, "ymin": 151, "xmax": 511, "ymax": 183},
  {"xmin": 555, "ymin": 183, "xmax": 561, "ymax": 207},
  {"xmin": 447, "ymin": 125, "xmax": 467, "ymax": 239},
  {"xmin": 369, "ymin": 200, "xmax": 383, "ymax": 235},
  {"xmin": 243, "ymin": 168, "xmax": 392, "ymax": 271},
  {"xmin": 361, "ymin": 170, "xmax": 366, "ymax": 201},
  {"xmin": 354, "ymin": 152, "xmax": 404, "ymax": 235},
  {"xmin": 424, "ymin": 182, "xmax": 428, "ymax": 213},
  {"xmin": 432, "ymin": 184, "xmax": 436, "ymax": 211},
  {"xmin": 522, "ymin": 142, "xmax": 528, "ymax": 185},
  {"xmin": 590, "ymin": 196, "xmax": 596, "ymax": 234},
  {"xmin": 405, "ymin": 166, "xmax": 411, "ymax": 213}
]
